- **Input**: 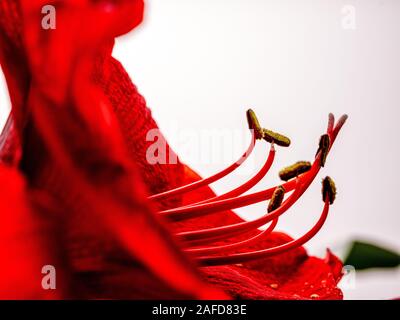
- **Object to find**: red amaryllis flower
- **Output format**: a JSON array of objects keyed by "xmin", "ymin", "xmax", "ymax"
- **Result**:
[{"xmin": 0, "ymin": 0, "xmax": 346, "ymax": 299}]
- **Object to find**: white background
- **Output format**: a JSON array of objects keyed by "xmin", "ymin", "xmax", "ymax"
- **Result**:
[{"xmin": 1, "ymin": 0, "xmax": 399, "ymax": 299}]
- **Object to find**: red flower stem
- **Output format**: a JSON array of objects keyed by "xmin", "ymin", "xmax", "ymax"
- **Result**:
[
  {"xmin": 181, "ymin": 144, "xmax": 276, "ymax": 208},
  {"xmin": 196, "ymin": 198, "xmax": 330, "ymax": 266},
  {"xmin": 185, "ymin": 218, "xmax": 279, "ymax": 256},
  {"xmin": 148, "ymin": 131, "xmax": 256, "ymax": 201}
]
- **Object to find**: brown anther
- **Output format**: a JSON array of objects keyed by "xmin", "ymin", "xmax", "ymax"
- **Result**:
[
  {"xmin": 322, "ymin": 176, "xmax": 336, "ymax": 204},
  {"xmin": 263, "ymin": 128, "xmax": 291, "ymax": 147},
  {"xmin": 316, "ymin": 134, "xmax": 330, "ymax": 167},
  {"xmin": 246, "ymin": 109, "xmax": 264, "ymax": 140},
  {"xmin": 268, "ymin": 186, "xmax": 285, "ymax": 213},
  {"xmin": 279, "ymin": 161, "xmax": 312, "ymax": 181}
]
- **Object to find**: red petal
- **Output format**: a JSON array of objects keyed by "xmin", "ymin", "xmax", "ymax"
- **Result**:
[
  {"xmin": 96, "ymin": 57, "xmax": 185, "ymax": 207},
  {"xmin": 1, "ymin": 0, "xmax": 228, "ymax": 299}
]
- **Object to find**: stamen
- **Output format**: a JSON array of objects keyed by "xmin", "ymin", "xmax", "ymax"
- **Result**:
[
  {"xmin": 192, "ymin": 175, "xmax": 338, "ymax": 267},
  {"xmin": 173, "ymin": 114, "xmax": 346, "ymax": 265},
  {"xmin": 262, "ymin": 129, "xmax": 291, "ymax": 147},
  {"xmin": 159, "ymin": 114, "xmax": 345, "ymax": 221},
  {"xmin": 194, "ymin": 177, "xmax": 338, "ymax": 266},
  {"xmin": 246, "ymin": 109, "xmax": 264, "ymax": 140},
  {"xmin": 195, "ymin": 199, "xmax": 330, "ymax": 266},
  {"xmin": 268, "ymin": 186, "xmax": 285, "ymax": 213},
  {"xmin": 279, "ymin": 161, "xmax": 312, "ymax": 181},
  {"xmin": 159, "ymin": 114, "xmax": 346, "ymax": 251},
  {"xmin": 316, "ymin": 134, "xmax": 330, "ymax": 167},
  {"xmin": 322, "ymin": 176, "xmax": 336, "ymax": 205}
]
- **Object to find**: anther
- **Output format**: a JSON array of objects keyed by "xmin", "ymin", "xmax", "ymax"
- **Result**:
[
  {"xmin": 263, "ymin": 128, "xmax": 291, "ymax": 147},
  {"xmin": 316, "ymin": 134, "xmax": 330, "ymax": 167},
  {"xmin": 279, "ymin": 161, "xmax": 312, "ymax": 181},
  {"xmin": 322, "ymin": 176, "xmax": 336, "ymax": 204},
  {"xmin": 246, "ymin": 109, "xmax": 264, "ymax": 140},
  {"xmin": 268, "ymin": 186, "xmax": 285, "ymax": 213}
]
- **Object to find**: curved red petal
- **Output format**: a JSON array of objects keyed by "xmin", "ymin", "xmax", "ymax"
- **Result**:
[{"xmin": 0, "ymin": 0, "xmax": 227, "ymax": 299}]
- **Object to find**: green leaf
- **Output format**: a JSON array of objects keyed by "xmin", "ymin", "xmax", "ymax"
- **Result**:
[{"xmin": 343, "ymin": 240, "xmax": 400, "ymax": 270}]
